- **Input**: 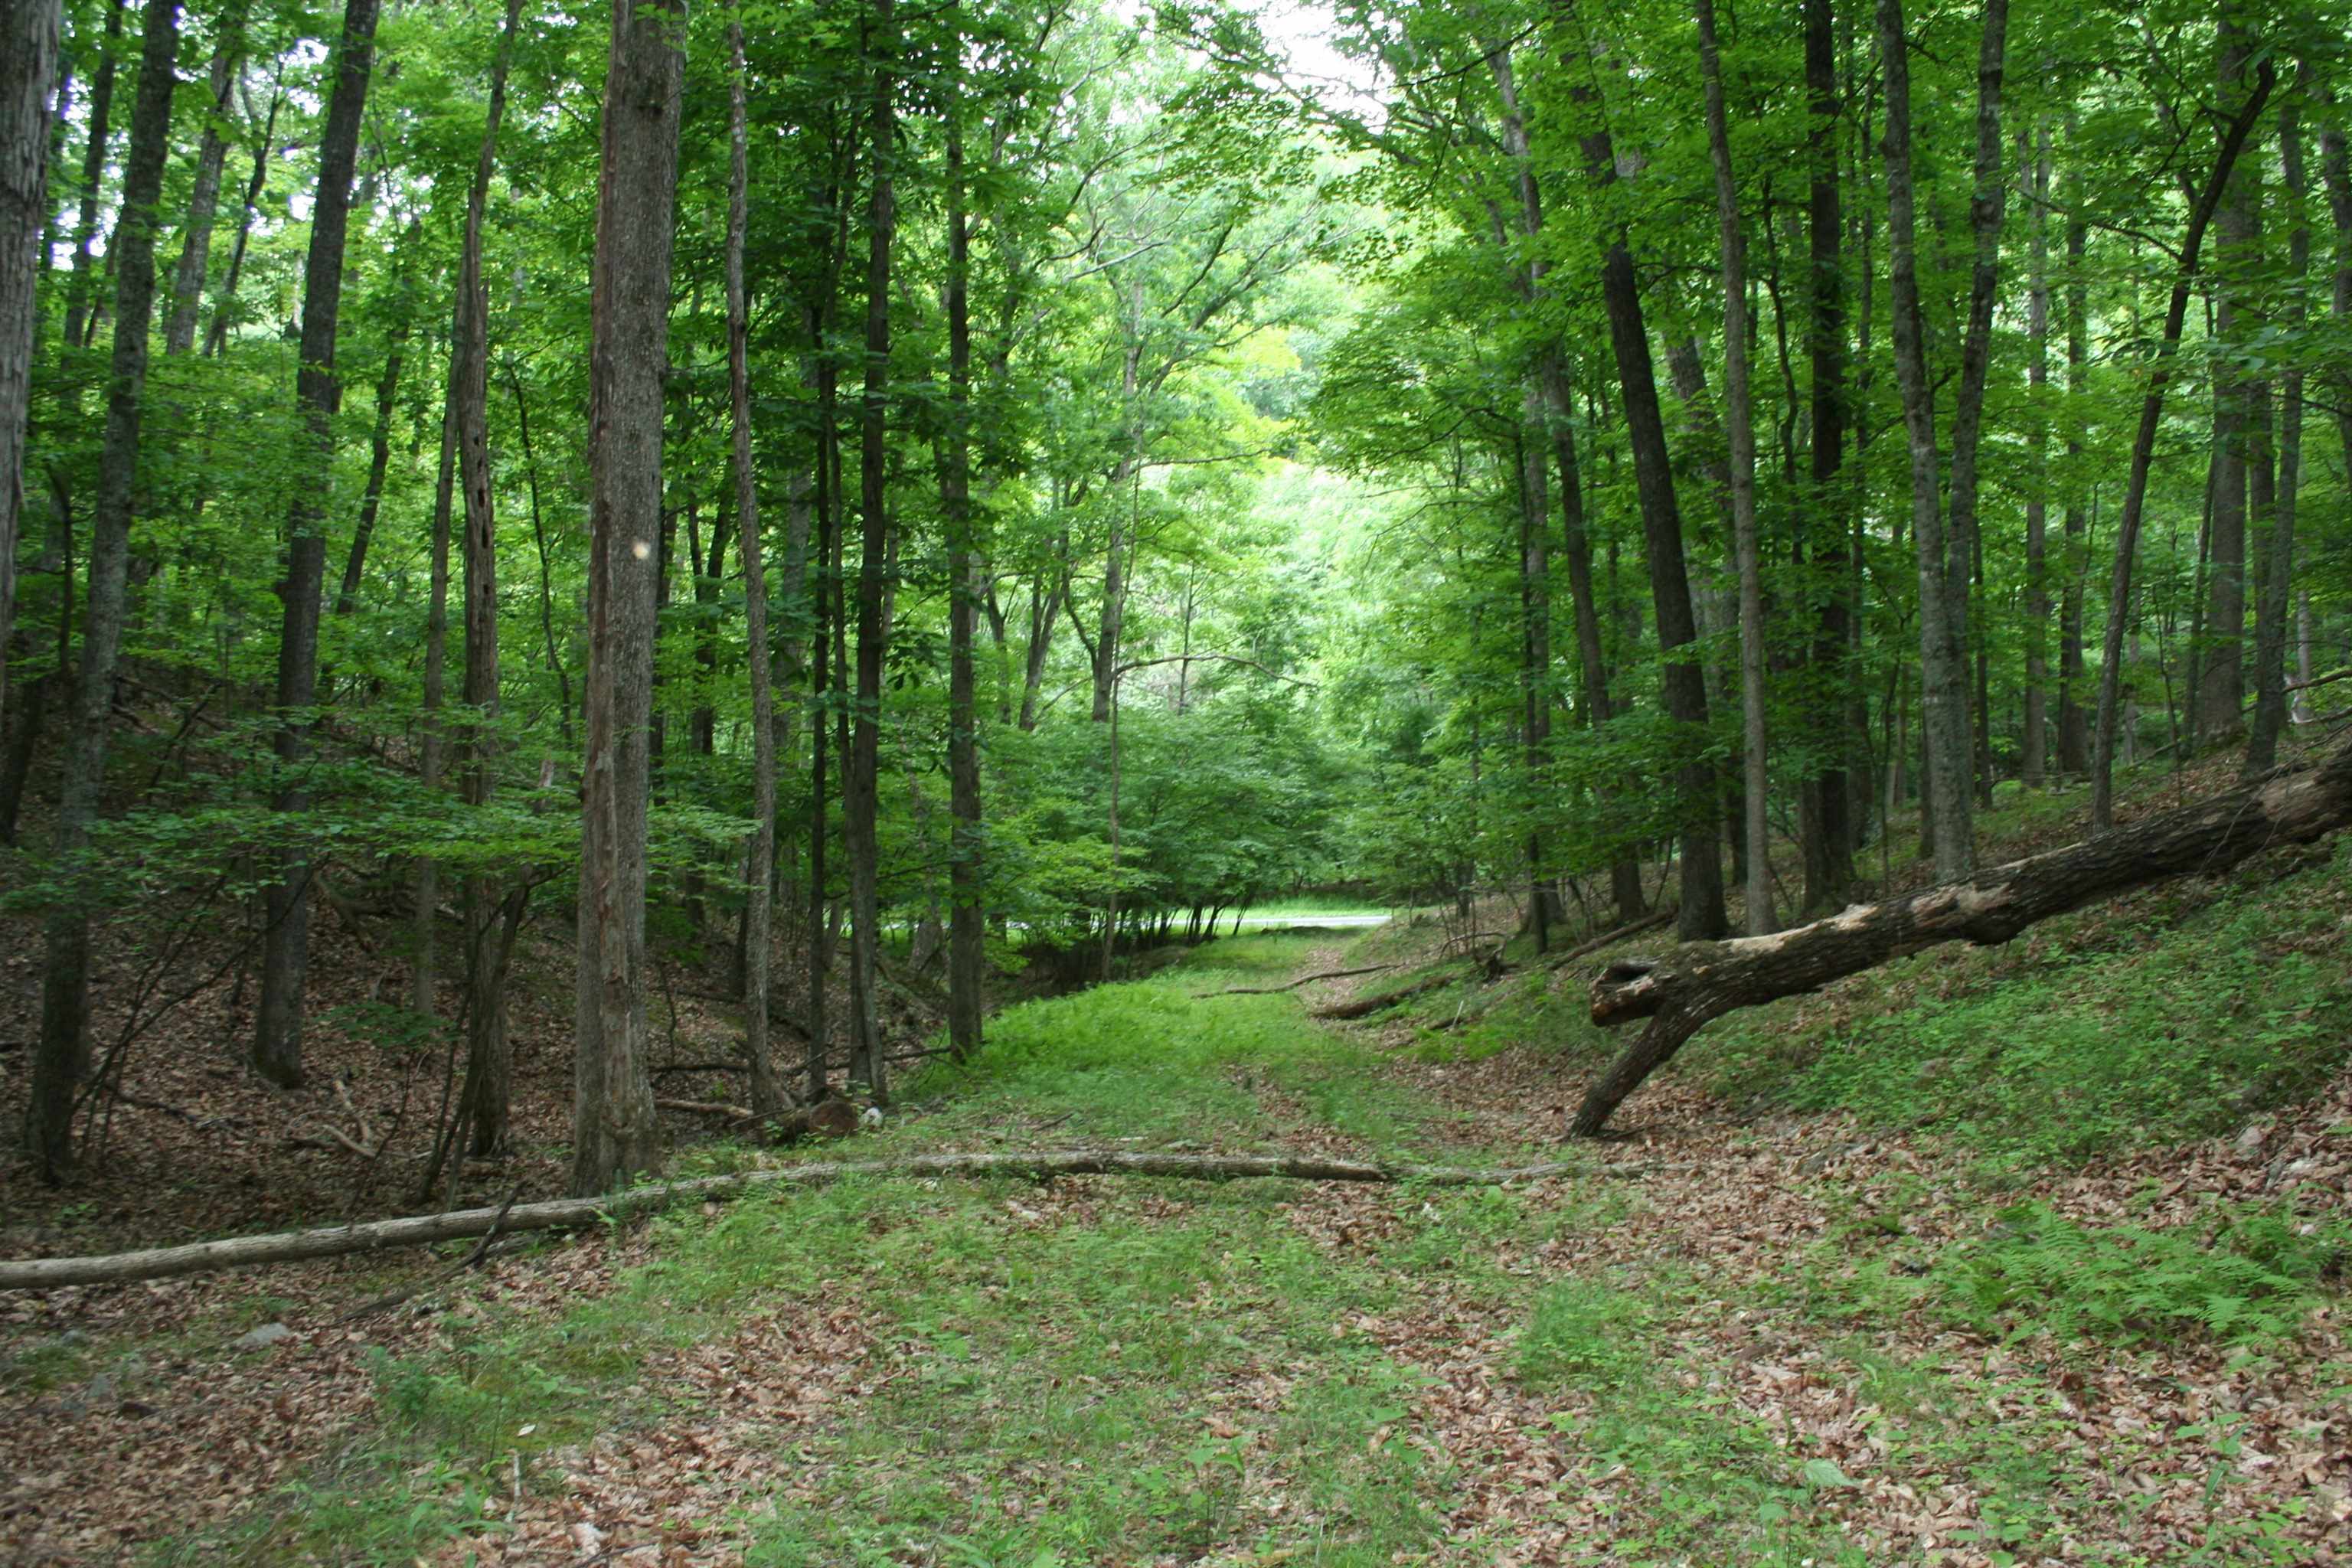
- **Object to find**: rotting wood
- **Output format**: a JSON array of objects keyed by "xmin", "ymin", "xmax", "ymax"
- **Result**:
[
  {"xmin": 0, "ymin": 1149, "xmax": 1650, "ymax": 1290},
  {"xmin": 1573, "ymin": 733, "xmax": 2352, "ymax": 1136}
]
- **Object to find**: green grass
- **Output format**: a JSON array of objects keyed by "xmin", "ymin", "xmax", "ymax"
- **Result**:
[{"xmin": 139, "ymin": 921, "xmax": 2352, "ymax": 1566}]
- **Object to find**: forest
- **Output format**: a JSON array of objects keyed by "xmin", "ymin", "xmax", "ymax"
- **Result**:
[{"xmin": 4, "ymin": 0, "xmax": 2352, "ymax": 1557}]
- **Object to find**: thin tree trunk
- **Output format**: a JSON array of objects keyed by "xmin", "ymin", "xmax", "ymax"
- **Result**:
[
  {"xmin": 573, "ymin": 0, "xmax": 684, "ymax": 1196},
  {"xmin": 2247, "ymin": 86, "xmax": 2307, "ymax": 776},
  {"xmin": 505, "ymin": 358, "xmax": 572, "ymax": 743},
  {"xmin": 56, "ymin": 0, "xmax": 122, "ymax": 357},
  {"xmin": 941, "ymin": 49, "xmax": 983, "ymax": 1063},
  {"xmin": 0, "ymin": 0, "xmax": 61, "ymax": 733},
  {"xmin": 2091, "ymin": 60, "xmax": 2275, "ymax": 829},
  {"xmin": 2201, "ymin": 18, "xmax": 2263, "ymax": 748},
  {"xmin": 334, "ymin": 309, "xmax": 409, "ymax": 616},
  {"xmin": 162, "ymin": 7, "xmax": 242, "ymax": 356},
  {"xmin": 1879, "ymin": 0, "xmax": 1976, "ymax": 880},
  {"xmin": 845, "ymin": 0, "xmax": 896, "ymax": 1099},
  {"xmin": 1694, "ymin": 0, "xmax": 1771, "ymax": 936},
  {"xmin": 251, "ymin": 0, "xmax": 381, "ymax": 1090},
  {"xmin": 413, "ymin": 381, "xmax": 456, "ymax": 1017},
  {"xmin": 2021, "ymin": 121, "xmax": 2051, "ymax": 788},
  {"xmin": 452, "ymin": 0, "xmax": 522, "ymax": 1157},
  {"xmin": 2055, "ymin": 128, "xmax": 2091, "ymax": 776},
  {"xmin": 202, "ymin": 64, "xmax": 280, "ymax": 358},
  {"xmin": 725, "ymin": 0, "xmax": 786, "ymax": 1116},
  {"xmin": 25, "ymin": 0, "xmax": 176, "ymax": 1181}
]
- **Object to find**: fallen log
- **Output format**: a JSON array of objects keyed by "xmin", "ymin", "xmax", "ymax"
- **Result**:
[
  {"xmin": 1309, "ymin": 968, "xmax": 1465, "ymax": 1020},
  {"xmin": 1573, "ymin": 736, "xmax": 2352, "ymax": 1137},
  {"xmin": 1203, "ymin": 962, "xmax": 1400, "ymax": 998},
  {"xmin": 0, "ymin": 1148, "xmax": 1639, "ymax": 1291}
]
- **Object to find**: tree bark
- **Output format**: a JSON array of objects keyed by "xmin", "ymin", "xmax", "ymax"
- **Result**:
[
  {"xmin": 0, "ymin": 0, "xmax": 61, "ymax": 733},
  {"xmin": 941, "ymin": 49, "xmax": 984, "ymax": 1064},
  {"xmin": 573, "ymin": 0, "xmax": 684, "ymax": 1196},
  {"xmin": 2055, "ymin": 128, "xmax": 2090, "ymax": 776},
  {"xmin": 2091, "ymin": 62, "xmax": 2274, "ymax": 829},
  {"xmin": 25, "ymin": 0, "xmax": 176, "ymax": 1181},
  {"xmin": 162, "ymin": 7, "xmax": 243, "ymax": 357},
  {"xmin": 2246, "ymin": 87, "xmax": 2307, "ymax": 776},
  {"xmin": 2021, "ymin": 121, "xmax": 2051, "ymax": 788},
  {"xmin": 251, "ymin": 0, "xmax": 381, "ymax": 1090},
  {"xmin": 1564, "ymin": 26, "xmax": 1726, "ymax": 943},
  {"xmin": 56, "ymin": 0, "xmax": 122, "ymax": 357},
  {"xmin": 2200, "ymin": 14, "xmax": 2262, "ymax": 749},
  {"xmin": 1879, "ymin": 0, "xmax": 1979, "ymax": 882},
  {"xmin": 1694, "ymin": 0, "xmax": 1771, "ymax": 936},
  {"xmin": 1574, "ymin": 727, "xmax": 2352, "ymax": 1136},
  {"xmin": 724, "ymin": 0, "xmax": 787, "ymax": 1116},
  {"xmin": 453, "ymin": 0, "xmax": 523, "ymax": 1156},
  {"xmin": 201, "ymin": 64, "xmax": 280, "ymax": 358},
  {"xmin": 844, "ymin": 0, "xmax": 896, "ymax": 1099},
  {"xmin": 1797, "ymin": 0, "xmax": 1853, "ymax": 914}
]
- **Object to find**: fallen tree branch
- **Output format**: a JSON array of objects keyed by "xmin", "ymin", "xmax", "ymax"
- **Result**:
[
  {"xmin": 1543, "ymin": 906, "xmax": 1677, "ymax": 970},
  {"xmin": 0, "ymin": 1149, "xmax": 1647, "ymax": 1290},
  {"xmin": 1201, "ymin": 962, "xmax": 1400, "ymax": 998},
  {"xmin": 1309, "ymin": 968, "xmax": 1465, "ymax": 1020},
  {"xmin": 1573, "ymin": 737, "xmax": 2352, "ymax": 1136},
  {"xmin": 336, "ymin": 1184, "xmax": 522, "ymax": 1322},
  {"xmin": 651, "ymin": 1060, "xmax": 752, "ymax": 1076},
  {"xmin": 656, "ymin": 1098, "xmax": 756, "ymax": 1120}
]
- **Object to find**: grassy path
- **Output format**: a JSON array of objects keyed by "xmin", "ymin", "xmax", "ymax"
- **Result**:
[{"xmin": 20, "ymin": 929, "xmax": 2344, "ymax": 1565}]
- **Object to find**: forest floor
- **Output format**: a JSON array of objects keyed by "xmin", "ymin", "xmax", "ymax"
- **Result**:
[{"xmin": 5, "ymin": 786, "xmax": 2352, "ymax": 1566}]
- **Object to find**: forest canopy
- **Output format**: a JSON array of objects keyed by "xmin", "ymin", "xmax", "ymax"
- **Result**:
[{"xmin": 1, "ymin": 0, "xmax": 2347, "ymax": 1193}]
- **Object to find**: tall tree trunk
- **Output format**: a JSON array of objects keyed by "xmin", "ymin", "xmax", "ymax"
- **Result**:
[
  {"xmin": 2090, "ymin": 61, "xmax": 2274, "ymax": 828},
  {"xmin": 1482, "ymin": 45, "xmax": 1559, "ymax": 950},
  {"xmin": 452, "ymin": 0, "xmax": 523, "ymax": 1157},
  {"xmin": 1798, "ymin": 0, "xmax": 1852, "ymax": 913},
  {"xmin": 845, "ymin": 0, "xmax": 895, "ymax": 1098},
  {"xmin": 202, "ymin": 64, "xmax": 279, "ymax": 358},
  {"xmin": 2021, "ymin": 121, "xmax": 2051, "ymax": 788},
  {"xmin": 2055, "ymin": 129, "xmax": 2090, "ymax": 776},
  {"xmin": 25, "ymin": 0, "xmax": 176, "ymax": 1181},
  {"xmin": 2200, "ymin": 15, "xmax": 2262, "ymax": 747},
  {"xmin": 413, "ymin": 377, "xmax": 457, "ymax": 1016},
  {"xmin": 250, "ymin": 0, "xmax": 381, "ymax": 1090},
  {"xmin": 1564, "ymin": 22, "xmax": 1726, "ymax": 942},
  {"xmin": 162, "ymin": 8, "xmax": 242, "ymax": 356},
  {"xmin": 1948, "ymin": 0, "xmax": 2010, "ymax": 812},
  {"xmin": 1694, "ymin": 0, "xmax": 1771, "ymax": 936},
  {"xmin": 573, "ymin": 0, "xmax": 684, "ymax": 1196},
  {"xmin": 57, "ymin": 0, "xmax": 122, "ymax": 356},
  {"xmin": 806, "ymin": 305, "xmax": 840, "ymax": 1101},
  {"xmin": 1879, "ymin": 0, "xmax": 1975, "ymax": 881},
  {"xmin": 724, "ymin": 0, "xmax": 787, "ymax": 1116},
  {"xmin": 941, "ymin": 53, "xmax": 983, "ymax": 1063},
  {"xmin": 0, "ymin": 0, "xmax": 61, "ymax": 733},
  {"xmin": 2247, "ymin": 86, "xmax": 2308, "ymax": 776}
]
